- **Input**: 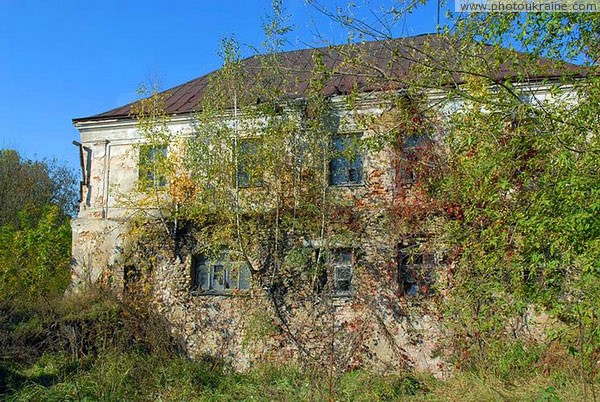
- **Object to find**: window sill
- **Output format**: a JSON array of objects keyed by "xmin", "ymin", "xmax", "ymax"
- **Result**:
[
  {"xmin": 329, "ymin": 183, "xmax": 365, "ymax": 189},
  {"xmin": 190, "ymin": 289, "xmax": 250, "ymax": 297},
  {"xmin": 331, "ymin": 293, "xmax": 353, "ymax": 306},
  {"xmin": 238, "ymin": 183, "xmax": 263, "ymax": 189},
  {"xmin": 331, "ymin": 290, "xmax": 354, "ymax": 298}
]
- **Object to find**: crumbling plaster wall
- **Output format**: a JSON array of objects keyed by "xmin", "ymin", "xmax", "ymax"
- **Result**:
[
  {"xmin": 70, "ymin": 104, "xmax": 450, "ymax": 376},
  {"xmin": 70, "ymin": 117, "xmax": 194, "ymax": 289},
  {"xmin": 70, "ymin": 84, "xmax": 568, "ymax": 377}
]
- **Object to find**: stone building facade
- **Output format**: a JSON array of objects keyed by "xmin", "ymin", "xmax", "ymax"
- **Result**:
[
  {"xmin": 71, "ymin": 34, "xmax": 579, "ymax": 376},
  {"xmin": 71, "ymin": 103, "xmax": 450, "ymax": 375}
]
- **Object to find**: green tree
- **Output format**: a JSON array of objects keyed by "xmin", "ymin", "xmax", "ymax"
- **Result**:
[
  {"xmin": 309, "ymin": 2, "xmax": 598, "ymax": 388},
  {"xmin": 0, "ymin": 149, "xmax": 77, "ymax": 225},
  {"xmin": 0, "ymin": 205, "xmax": 72, "ymax": 301},
  {"xmin": 122, "ymin": 1, "xmax": 598, "ymax": 394},
  {"xmin": 0, "ymin": 150, "xmax": 76, "ymax": 301}
]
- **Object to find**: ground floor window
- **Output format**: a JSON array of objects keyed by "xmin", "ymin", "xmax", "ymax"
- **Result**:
[
  {"xmin": 192, "ymin": 253, "xmax": 250, "ymax": 294},
  {"xmin": 309, "ymin": 247, "xmax": 355, "ymax": 296},
  {"xmin": 331, "ymin": 248, "xmax": 353, "ymax": 296},
  {"xmin": 397, "ymin": 241, "xmax": 436, "ymax": 296}
]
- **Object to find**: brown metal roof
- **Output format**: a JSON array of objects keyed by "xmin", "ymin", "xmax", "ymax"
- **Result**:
[{"xmin": 73, "ymin": 33, "xmax": 587, "ymax": 124}]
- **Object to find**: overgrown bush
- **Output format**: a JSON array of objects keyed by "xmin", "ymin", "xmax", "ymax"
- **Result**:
[{"xmin": 0, "ymin": 149, "xmax": 76, "ymax": 304}]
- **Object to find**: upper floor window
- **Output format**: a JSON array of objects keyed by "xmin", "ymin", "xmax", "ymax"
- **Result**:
[
  {"xmin": 237, "ymin": 138, "xmax": 262, "ymax": 188},
  {"xmin": 329, "ymin": 134, "xmax": 363, "ymax": 186},
  {"xmin": 139, "ymin": 144, "xmax": 167, "ymax": 188},
  {"xmin": 191, "ymin": 252, "xmax": 251, "ymax": 295},
  {"xmin": 398, "ymin": 133, "xmax": 429, "ymax": 185},
  {"xmin": 397, "ymin": 241, "xmax": 436, "ymax": 296}
]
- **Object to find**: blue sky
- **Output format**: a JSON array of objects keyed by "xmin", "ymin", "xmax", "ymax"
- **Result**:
[{"xmin": 0, "ymin": 0, "xmax": 446, "ymax": 170}]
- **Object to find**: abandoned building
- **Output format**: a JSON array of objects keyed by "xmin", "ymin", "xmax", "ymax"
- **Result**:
[{"xmin": 71, "ymin": 33, "xmax": 583, "ymax": 376}]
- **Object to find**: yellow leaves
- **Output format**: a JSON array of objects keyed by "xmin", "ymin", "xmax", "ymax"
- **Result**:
[
  {"xmin": 169, "ymin": 173, "xmax": 198, "ymax": 205},
  {"xmin": 463, "ymin": 76, "xmax": 491, "ymax": 100},
  {"xmin": 168, "ymin": 141, "xmax": 199, "ymax": 205}
]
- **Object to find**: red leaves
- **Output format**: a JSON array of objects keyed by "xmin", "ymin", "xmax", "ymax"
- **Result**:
[{"xmin": 445, "ymin": 203, "xmax": 464, "ymax": 221}]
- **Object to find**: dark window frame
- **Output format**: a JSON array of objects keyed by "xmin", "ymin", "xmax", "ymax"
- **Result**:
[
  {"xmin": 397, "ymin": 133, "xmax": 431, "ymax": 185},
  {"xmin": 330, "ymin": 248, "xmax": 354, "ymax": 296},
  {"xmin": 329, "ymin": 133, "xmax": 364, "ymax": 186},
  {"xmin": 397, "ymin": 241, "xmax": 436, "ymax": 297},
  {"xmin": 191, "ymin": 253, "xmax": 251, "ymax": 295}
]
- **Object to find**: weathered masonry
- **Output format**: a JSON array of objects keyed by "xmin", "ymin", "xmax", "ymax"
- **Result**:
[{"xmin": 71, "ymin": 34, "xmax": 582, "ymax": 376}]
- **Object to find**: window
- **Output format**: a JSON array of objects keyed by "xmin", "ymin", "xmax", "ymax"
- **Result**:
[
  {"xmin": 397, "ymin": 242, "xmax": 435, "ymax": 296},
  {"xmin": 329, "ymin": 134, "xmax": 363, "ymax": 186},
  {"xmin": 139, "ymin": 144, "xmax": 167, "ymax": 188},
  {"xmin": 398, "ymin": 133, "xmax": 429, "ymax": 185},
  {"xmin": 192, "ymin": 253, "xmax": 251, "ymax": 294},
  {"xmin": 237, "ymin": 139, "xmax": 262, "ymax": 188},
  {"xmin": 331, "ymin": 249, "xmax": 353, "ymax": 295},
  {"xmin": 309, "ymin": 247, "xmax": 355, "ymax": 296}
]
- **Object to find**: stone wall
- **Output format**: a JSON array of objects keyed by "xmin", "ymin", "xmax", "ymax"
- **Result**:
[
  {"xmin": 70, "ymin": 108, "xmax": 451, "ymax": 378},
  {"xmin": 138, "ymin": 251, "xmax": 450, "ymax": 377}
]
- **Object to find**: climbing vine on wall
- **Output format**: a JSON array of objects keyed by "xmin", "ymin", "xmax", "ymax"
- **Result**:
[{"xmin": 119, "ymin": 2, "xmax": 599, "ymax": 393}]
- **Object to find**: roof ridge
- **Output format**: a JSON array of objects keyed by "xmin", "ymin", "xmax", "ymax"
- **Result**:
[
  {"xmin": 243, "ymin": 32, "xmax": 439, "ymax": 60},
  {"xmin": 73, "ymin": 32, "xmax": 586, "ymax": 124}
]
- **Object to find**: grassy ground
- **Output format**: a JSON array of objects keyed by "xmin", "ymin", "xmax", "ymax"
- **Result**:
[
  {"xmin": 1, "ymin": 354, "xmax": 588, "ymax": 401},
  {"xmin": 0, "ymin": 291, "xmax": 593, "ymax": 401}
]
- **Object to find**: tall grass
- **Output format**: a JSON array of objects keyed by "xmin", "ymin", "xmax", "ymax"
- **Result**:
[{"xmin": 0, "ymin": 289, "xmax": 589, "ymax": 401}]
